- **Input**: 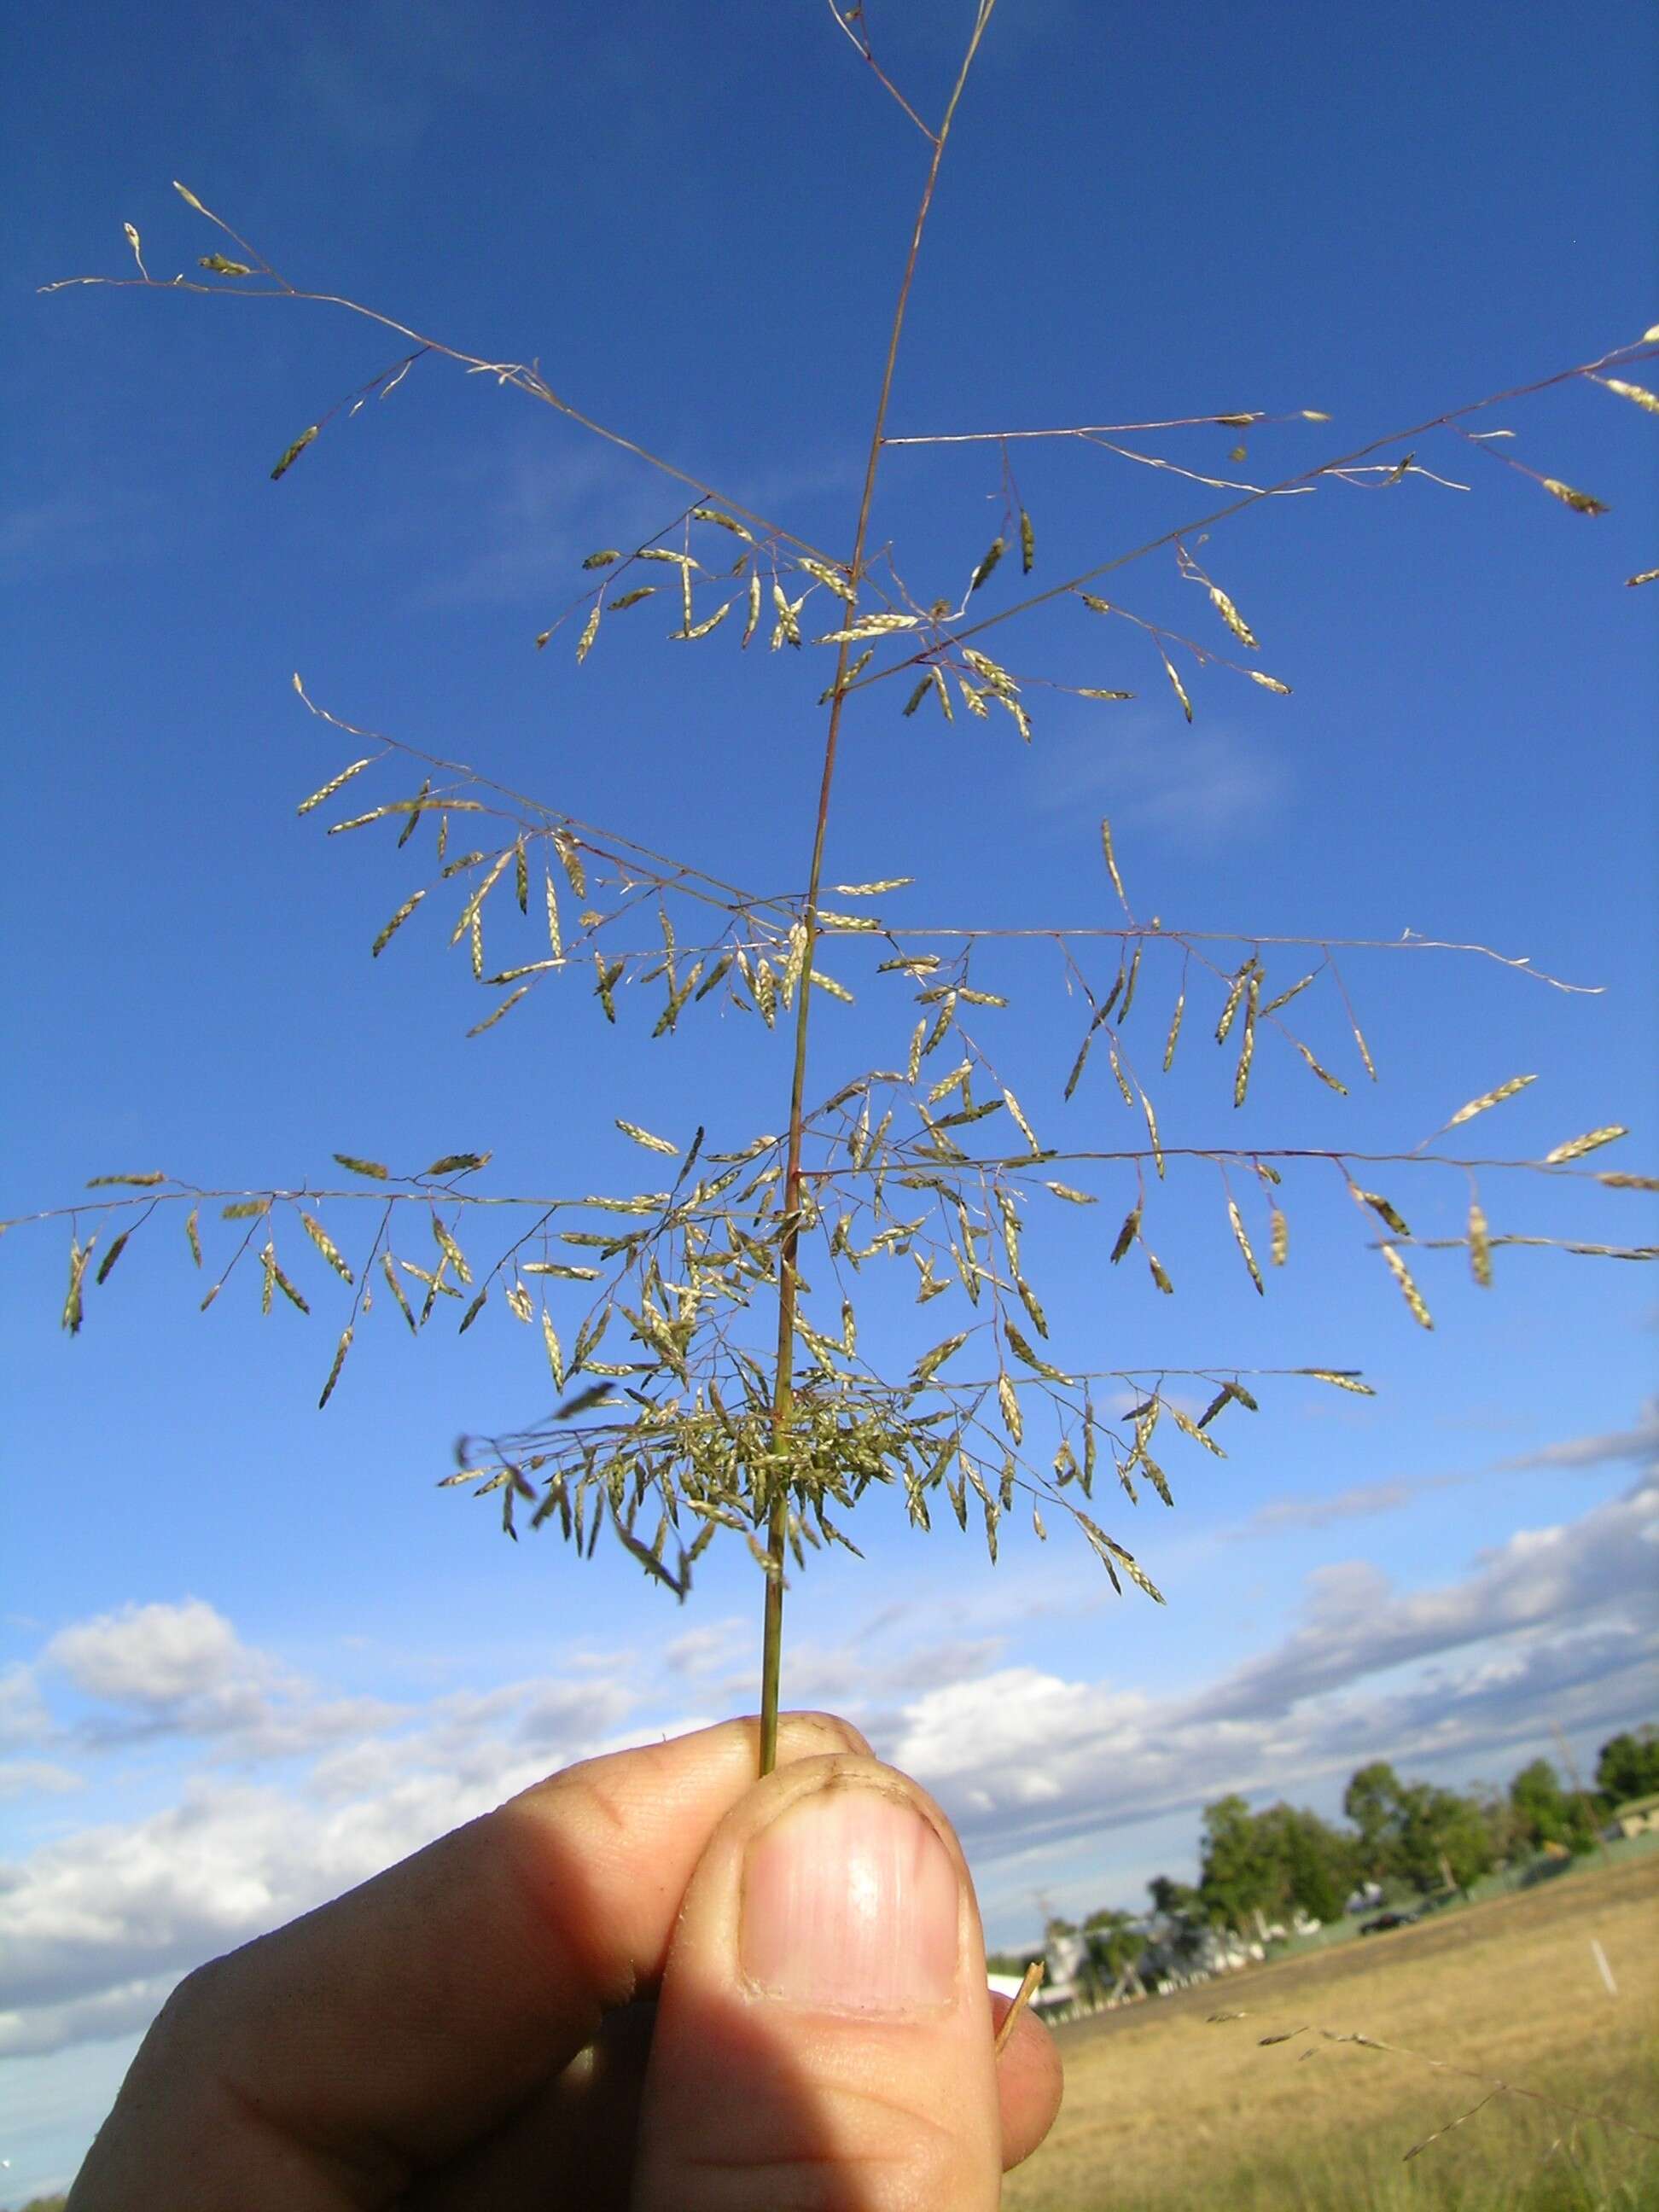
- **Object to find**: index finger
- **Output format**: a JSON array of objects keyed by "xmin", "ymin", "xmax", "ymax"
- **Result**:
[{"xmin": 69, "ymin": 1711, "xmax": 867, "ymax": 2210}]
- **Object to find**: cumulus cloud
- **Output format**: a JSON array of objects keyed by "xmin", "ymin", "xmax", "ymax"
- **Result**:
[
  {"xmin": 890, "ymin": 1477, "xmax": 1659, "ymax": 1866},
  {"xmin": 49, "ymin": 1598, "xmax": 255, "ymax": 1710},
  {"xmin": 661, "ymin": 1610, "xmax": 1008, "ymax": 1711},
  {"xmin": 1236, "ymin": 1474, "xmax": 1464, "ymax": 1536},
  {"xmin": 1204, "ymin": 1476, "xmax": 1658, "ymax": 1723},
  {"xmin": 1235, "ymin": 1403, "xmax": 1657, "ymax": 1540},
  {"xmin": 0, "ymin": 1684, "xmax": 643, "ymax": 2058},
  {"xmin": 662, "ymin": 1618, "xmax": 748, "ymax": 1679},
  {"xmin": 4, "ymin": 1463, "xmax": 1655, "ymax": 2069},
  {"xmin": 1492, "ymin": 1398, "xmax": 1659, "ymax": 1474},
  {"xmin": 43, "ymin": 1598, "xmax": 399, "ymax": 1758},
  {"xmin": 760, "ymin": 1634, "xmax": 1009, "ymax": 1711},
  {"xmin": 0, "ymin": 1661, "xmax": 51, "ymax": 1750},
  {"xmin": 0, "ymin": 1761, "xmax": 84, "ymax": 1800}
]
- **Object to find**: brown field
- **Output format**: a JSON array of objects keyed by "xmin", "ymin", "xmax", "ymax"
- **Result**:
[{"xmin": 1006, "ymin": 1853, "xmax": 1658, "ymax": 2211}]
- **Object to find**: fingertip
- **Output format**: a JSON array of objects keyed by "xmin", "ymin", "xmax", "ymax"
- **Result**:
[
  {"xmin": 775, "ymin": 1708, "xmax": 875, "ymax": 1760},
  {"xmin": 633, "ymin": 1750, "xmax": 1002, "ymax": 2209},
  {"xmin": 990, "ymin": 1994, "xmax": 1064, "ymax": 2169}
]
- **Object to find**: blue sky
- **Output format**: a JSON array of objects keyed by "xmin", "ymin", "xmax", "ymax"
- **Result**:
[{"xmin": 3, "ymin": 0, "xmax": 1657, "ymax": 2195}]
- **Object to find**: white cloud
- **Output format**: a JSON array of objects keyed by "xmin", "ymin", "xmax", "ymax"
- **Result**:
[
  {"xmin": 43, "ymin": 1598, "xmax": 401, "ymax": 1758},
  {"xmin": 1236, "ymin": 1474, "xmax": 1463, "ymax": 1536},
  {"xmin": 765, "ymin": 1633, "xmax": 1009, "ymax": 1710},
  {"xmin": 0, "ymin": 1761, "xmax": 84, "ymax": 1800},
  {"xmin": 1037, "ymin": 714, "xmax": 1287, "ymax": 848},
  {"xmin": 889, "ymin": 1476, "xmax": 1659, "ymax": 1866},
  {"xmin": 49, "ymin": 1597, "xmax": 253, "ymax": 1709},
  {"xmin": 1204, "ymin": 1476, "xmax": 1659, "ymax": 1722},
  {"xmin": 3, "ymin": 1461, "xmax": 1655, "ymax": 2071},
  {"xmin": 0, "ymin": 1661, "xmax": 50, "ymax": 1750},
  {"xmin": 663, "ymin": 1617, "xmax": 749, "ymax": 1679},
  {"xmin": 1233, "ymin": 1401, "xmax": 1657, "ymax": 1544},
  {"xmin": 1492, "ymin": 1398, "xmax": 1659, "ymax": 1474},
  {"xmin": 0, "ymin": 1718, "xmax": 632, "ymax": 2058}
]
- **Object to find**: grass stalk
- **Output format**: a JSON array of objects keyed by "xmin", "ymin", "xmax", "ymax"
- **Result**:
[{"xmin": 757, "ymin": 0, "xmax": 999, "ymax": 1776}]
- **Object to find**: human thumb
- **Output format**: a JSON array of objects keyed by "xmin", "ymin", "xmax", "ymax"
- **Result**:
[{"xmin": 631, "ymin": 1750, "xmax": 1002, "ymax": 2211}]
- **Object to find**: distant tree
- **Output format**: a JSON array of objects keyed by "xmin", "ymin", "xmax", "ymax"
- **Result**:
[
  {"xmin": 1268, "ymin": 1804, "xmax": 1354, "ymax": 1924},
  {"xmin": 1470, "ymin": 1779, "xmax": 1525, "ymax": 1866},
  {"xmin": 1198, "ymin": 1796, "xmax": 1354, "ymax": 1926},
  {"xmin": 1341, "ymin": 1763, "xmax": 1493, "ymax": 1893},
  {"xmin": 1510, "ymin": 1757, "xmax": 1575, "ymax": 1848},
  {"xmin": 1595, "ymin": 1726, "xmax": 1659, "ymax": 1807},
  {"xmin": 1197, "ymin": 1794, "xmax": 1276, "ymax": 1924},
  {"xmin": 1082, "ymin": 1905, "xmax": 1144, "ymax": 1983},
  {"xmin": 1393, "ymin": 1783, "xmax": 1493, "ymax": 1895},
  {"xmin": 1343, "ymin": 1761, "xmax": 1406, "ymax": 1878},
  {"xmin": 1147, "ymin": 1874, "xmax": 1204, "ymax": 1921}
]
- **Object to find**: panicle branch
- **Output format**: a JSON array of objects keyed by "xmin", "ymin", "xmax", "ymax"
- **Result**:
[{"xmin": 25, "ymin": 19, "xmax": 1654, "ymax": 1699}]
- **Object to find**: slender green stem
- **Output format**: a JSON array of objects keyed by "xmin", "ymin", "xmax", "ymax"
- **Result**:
[{"xmin": 757, "ymin": 0, "xmax": 998, "ymax": 1778}]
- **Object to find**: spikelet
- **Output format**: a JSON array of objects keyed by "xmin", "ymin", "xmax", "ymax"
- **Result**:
[
  {"xmin": 796, "ymin": 555, "xmax": 854, "ymax": 601},
  {"xmin": 677, "ymin": 599, "xmax": 732, "ymax": 642},
  {"xmin": 1261, "ymin": 972, "xmax": 1314, "ymax": 1017},
  {"xmin": 1541, "ymin": 477, "xmax": 1609, "ymax": 517},
  {"xmin": 1469, "ymin": 1200, "xmax": 1493, "ymax": 1287},
  {"xmin": 95, "ymin": 1231, "xmax": 131, "ymax": 1286},
  {"xmin": 317, "ymin": 1327, "xmax": 353, "ymax": 1409},
  {"xmin": 432, "ymin": 1216, "xmax": 473, "ymax": 1285},
  {"xmin": 372, "ymin": 888, "xmax": 426, "ymax": 958},
  {"xmin": 1163, "ymin": 988, "xmax": 1185, "ymax": 1073},
  {"xmin": 1293, "ymin": 1039, "xmax": 1348, "ymax": 1095},
  {"xmin": 271, "ymin": 425, "xmax": 319, "ymax": 480},
  {"xmin": 1159, "ymin": 647, "xmax": 1193, "ymax": 724},
  {"xmin": 300, "ymin": 1212, "xmax": 353, "ymax": 1284},
  {"xmin": 1228, "ymin": 1200, "xmax": 1264, "ymax": 1295},
  {"xmin": 616, "ymin": 1121, "xmax": 678, "ymax": 1156},
  {"xmin": 1544, "ymin": 1126, "xmax": 1627, "ymax": 1164},
  {"xmin": 997, "ymin": 1372, "xmax": 1024, "ymax": 1444},
  {"xmin": 1356, "ymin": 1190, "xmax": 1411, "ymax": 1237},
  {"xmin": 970, "ymin": 538, "xmax": 1005, "ymax": 591},
  {"xmin": 297, "ymin": 759, "xmax": 373, "ymax": 815},
  {"xmin": 1139, "ymin": 1086, "xmax": 1165, "ymax": 1179},
  {"xmin": 817, "ymin": 611, "xmax": 920, "ymax": 643},
  {"xmin": 1208, "ymin": 585, "xmax": 1258, "ymax": 649},
  {"xmin": 1446, "ymin": 1074, "xmax": 1535, "ymax": 1126},
  {"xmin": 1596, "ymin": 377, "xmax": 1659, "ymax": 416},
  {"xmin": 690, "ymin": 506, "xmax": 754, "ymax": 541},
  {"xmin": 1380, "ymin": 1243, "xmax": 1433, "ymax": 1329},
  {"xmin": 1100, "ymin": 817, "xmax": 1129, "ymax": 911}
]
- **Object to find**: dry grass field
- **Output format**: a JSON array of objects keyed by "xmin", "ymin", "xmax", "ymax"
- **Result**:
[{"xmin": 1007, "ymin": 1853, "xmax": 1658, "ymax": 2210}]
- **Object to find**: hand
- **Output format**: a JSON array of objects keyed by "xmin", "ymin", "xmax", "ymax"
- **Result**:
[{"xmin": 67, "ymin": 1712, "xmax": 1062, "ymax": 2209}]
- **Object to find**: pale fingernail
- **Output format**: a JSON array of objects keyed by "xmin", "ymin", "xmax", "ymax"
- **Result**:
[{"xmin": 740, "ymin": 1782, "xmax": 961, "ymax": 2013}]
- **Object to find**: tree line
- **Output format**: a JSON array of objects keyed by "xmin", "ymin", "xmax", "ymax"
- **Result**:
[{"xmin": 988, "ymin": 1724, "xmax": 1658, "ymax": 1985}]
